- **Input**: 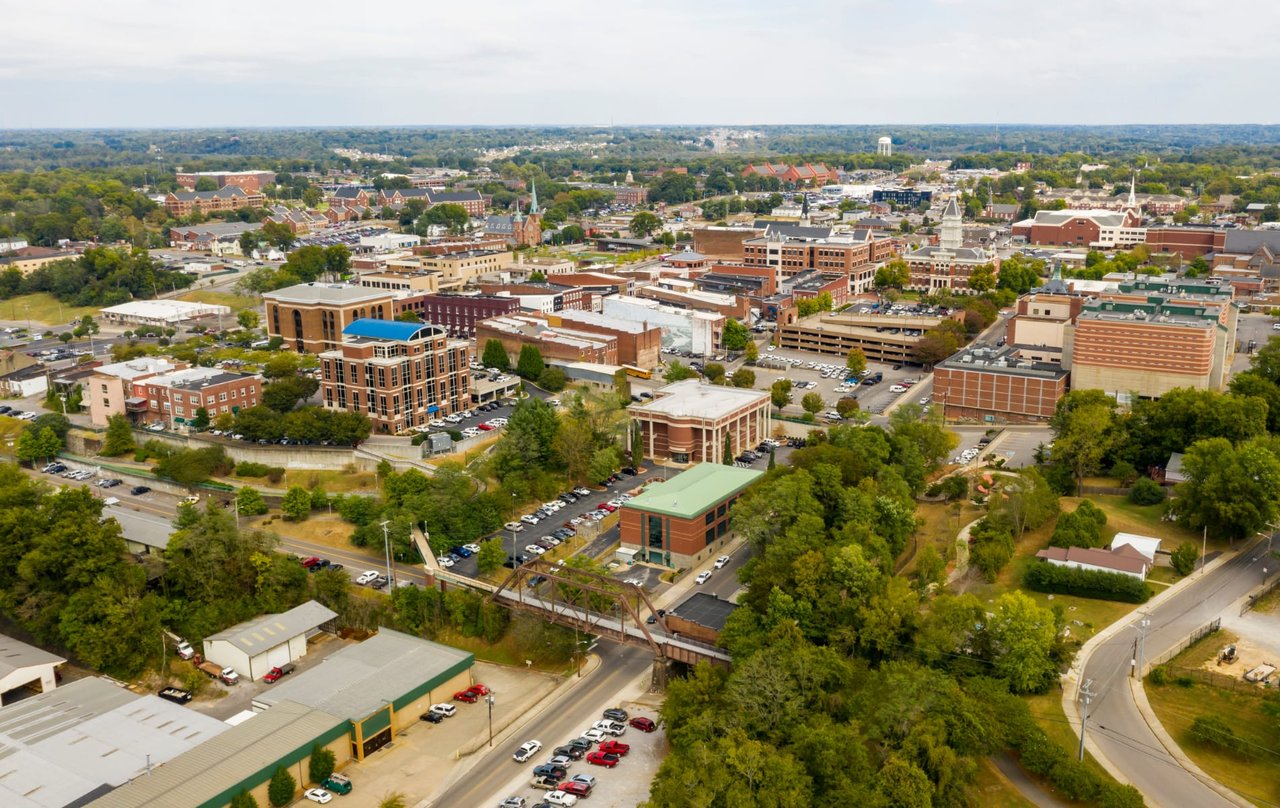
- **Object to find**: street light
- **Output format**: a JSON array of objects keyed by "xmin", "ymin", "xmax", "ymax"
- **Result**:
[
  {"xmin": 486, "ymin": 692, "xmax": 496, "ymax": 748},
  {"xmin": 1127, "ymin": 617, "xmax": 1150, "ymax": 679},
  {"xmin": 379, "ymin": 520, "xmax": 394, "ymax": 587}
]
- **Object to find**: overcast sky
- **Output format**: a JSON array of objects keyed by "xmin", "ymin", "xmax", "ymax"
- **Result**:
[{"xmin": 2, "ymin": 0, "xmax": 1277, "ymax": 128}]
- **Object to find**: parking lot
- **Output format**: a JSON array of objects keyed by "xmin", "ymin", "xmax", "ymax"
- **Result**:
[{"xmin": 751, "ymin": 345, "xmax": 926, "ymax": 417}]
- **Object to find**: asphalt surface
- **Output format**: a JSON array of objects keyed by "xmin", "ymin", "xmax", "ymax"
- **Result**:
[
  {"xmin": 1082, "ymin": 536, "xmax": 1275, "ymax": 808},
  {"xmin": 428, "ymin": 641, "xmax": 654, "ymax": 808}
]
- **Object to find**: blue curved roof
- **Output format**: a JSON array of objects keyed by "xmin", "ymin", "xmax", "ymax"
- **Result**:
[{"xmin": 343, "ymin": 318, "xmax": 435, "ymax": 341}]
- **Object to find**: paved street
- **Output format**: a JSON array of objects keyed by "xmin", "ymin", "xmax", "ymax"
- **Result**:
[{"xmin": 1081, "ymin": 537, "xmax": 1274, "ymax": 808}]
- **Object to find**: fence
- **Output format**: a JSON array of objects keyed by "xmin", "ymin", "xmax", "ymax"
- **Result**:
[
  {"xmin": 1241, "ymin": 573, "xmax": 1280, "ymax": 616},
  {"xmin": 1078, "ymin": 485, "xmax": 1131, "ymax": 496},
  {"xmin": 1145, "ymin": 618, "xmax": 1221, "ymax": 672},
  {"xmin": 1157, "ymin": 665, "xmax": 1275, "ymax": 695}
]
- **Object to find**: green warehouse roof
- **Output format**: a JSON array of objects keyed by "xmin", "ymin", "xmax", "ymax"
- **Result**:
[{"xmin": 624, "ymin": 463, "xmax": 763, "ymax": 520}]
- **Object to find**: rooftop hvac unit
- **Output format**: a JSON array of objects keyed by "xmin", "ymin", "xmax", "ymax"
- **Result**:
[{"xmin": 960, "ymin": 355, "xmax": 974, "ymax": 363}]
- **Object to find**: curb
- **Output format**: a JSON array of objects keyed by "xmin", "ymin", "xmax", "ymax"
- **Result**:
[
  {"xmin": 1128, "ymin": 678, "xmax": 1253, "ymax": 808},
  {"xmin": 1060, "ymin": 548, "xmax": 1239, "ymax": 802}
]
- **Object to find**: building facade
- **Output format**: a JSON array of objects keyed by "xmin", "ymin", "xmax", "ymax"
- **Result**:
[
  {"xmin": 628, "ymin": 379, "xmax": 770, "ymax": 464},
  {"xmin": 319, "ymin": 319, "xmax": 472, "ymax": 434},
  {"xmin": 619, "ymin": 463, "xmax": 762, "ymax": 568},
  {"xmin": 164, "ymin": 186, "xmax": 267, "ymax": 217},
  {"xmin": 933, "ymin": 345, "xmax": 1069, "ymax": 424},
  {"xmin": 134, "ymin": 367, "xmax": 262, "ymax": 427},
  {"xmin": 176, "ymin": 170, "xmax": 276, "ymax": 192},
  {"xmin": 405, "ymin": 293, "xmax": 520, "ymax": 338},
  {"xmin": 263, "ymin": 283, "xmax": 400, "ymax": 354}
]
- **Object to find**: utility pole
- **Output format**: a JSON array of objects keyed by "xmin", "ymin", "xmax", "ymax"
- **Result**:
[
  {"xmin": 1078, "ymin": 679, "xmax": 1095, "ymax": 762},
  {"xmin": 379, "ymin": 520, "xmax": 393, "ymax": 587},
  {"xmin": 1201, "ymin": 524, "xmax": 1208, "ymax": 576}
]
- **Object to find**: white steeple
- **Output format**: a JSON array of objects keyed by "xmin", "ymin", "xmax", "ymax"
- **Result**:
[
  {"xmin": 939, "ymin": 196, "xmax": 962, "ymax": 251},
  {"xmin": 1126, "ymin": 172, "xmax": 1138, "ymax": 211}
]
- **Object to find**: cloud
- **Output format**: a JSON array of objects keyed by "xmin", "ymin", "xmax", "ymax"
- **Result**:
[{"xmin": 0, "ymin": 0, "xmax": 1276, "ymax": 126}]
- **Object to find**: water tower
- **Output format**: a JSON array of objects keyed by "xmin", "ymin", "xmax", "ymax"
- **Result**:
[{"xmin": 877, "ymin": 136, "xmax": 892, "ymax": 157}]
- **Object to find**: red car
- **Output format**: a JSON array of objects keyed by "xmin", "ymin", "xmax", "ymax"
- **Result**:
[
  {"xmin": 559, "ymin": 780, "xmax": 593, "ymax": 795},
  {"xmin": 629, "ymin": 716, "xmax": 656, "ymax": 732},
  {"xmin": 477, "ymin": 423, "xmax": 493, "ymax": 431},
  {"xmin": 452, "ymin": 689, "xmax": 479, "ymax": 703},
  {"xmin": 466, "ymin": 683, "xmax": 491, "ymax": 697},
  {"xmin": 599, "ymin": 740, "xmax": 630, "ymax": 756},
  {"xmin": 586, "ymin": 751, "xmax": 619, "ymax": 768},
  {"xmin": 300, "ymin": 556, "xmax": 322, "ymax": 568}
]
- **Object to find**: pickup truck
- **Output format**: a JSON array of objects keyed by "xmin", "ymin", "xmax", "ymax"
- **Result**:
[
  {"xmin": 262, "ymin": 662, "xmax": 296, "ymax": 683},
  {"xmin": 175, "ymin": 640, "xmax": 194, "ymax": 660},
  {"xmin": 197, "ymin": 661, "xmax": 240, "ymax": 685}
]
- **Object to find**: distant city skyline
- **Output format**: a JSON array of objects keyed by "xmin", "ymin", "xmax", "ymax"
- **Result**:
[{"xmin": 1, "ymin": 0, "xmax": 1276, "ymax": 128}]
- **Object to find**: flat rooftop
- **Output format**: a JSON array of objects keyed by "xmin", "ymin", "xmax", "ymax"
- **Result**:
[
  {"xmin": 623, "ymin": 463, "xmax": 762, "ymax": 521},
  {"xmin": 630, "ymin": 379, "xmax": 768, "ymax": 420},
  {"xmin": 938, "ymin": 345, "xmax": 1069, "ymax": 380},
  {"xmin": 262, "ymin": 283, "xmax": 394, "ymax": 304},
  {"xmin": 669, "ymin": 592, "xmax": 738, "ymax": 632},
  {"xmin": 553, "ymin": 309, "xmax": 653, "ymax": 334}
]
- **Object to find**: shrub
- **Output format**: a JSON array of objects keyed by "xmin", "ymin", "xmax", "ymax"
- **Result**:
[
  {"xmin": 1096, "ymin": 784, "xmax": 1145, "ymax": 808},
  {"xmin": 267, "ymin": 765, "xmax": 296, "ymax": 807},
  {"xmin": 1049, "ymin": 759, "xmax": 1100, "ymax": 802},
  {"xmin": 1128, "ymin": 477, "xmax": 1166, "ymax": 505},
  {"xmin": 1170, "ymin": 542, "xmax": 1199, "ymax": 576},
  {"xmin": 236, "ymin": 461, "xmax": 272, "ymax": 477},
  {"xmin": 1109, "ymin": 460, "xmax": 1138, "ymax": 486},
  {"xmin": 308, "ymin": 744, "xmax": 336, "ymax": 784},
  {"xmin": 1190, "ymin": 714, "xmax": 1255, "ymax": 757},
  {"xmin": 1147, "ymin": 665, "xmax": 1168, "ymax": 685},
  {"xmin": 266, "ymin": 467, "xmax": 285, "ymax": 484},
  {"xmin": 1024, "ymin": 562, "xmax": 1151, "ymax": 603}
]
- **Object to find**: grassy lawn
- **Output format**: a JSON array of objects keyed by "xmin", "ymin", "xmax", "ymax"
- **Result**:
[
  {"xmin": 178, "ymin": 289, "xmax": 260, "ymax": 312},
  {"xmin": 905, "ymin": 499, "xmax": 983, "ymax": 573},
  {"xmin": 1081, "ymin": 495, "xmax": 1226, "ymax": 551},
  {"xmin": 280, "ymin": 467, "xmax": 379, "ymax": 494},
  {"xmin": 248, "ymin": 513, "xmax": 355, "ymax": 549},
  {"xmin": 971, "ymin": 757, "xmax": 1038, "ymax": 808},
  {"xmin": 433, "ymin": 627, "xmax": 573, "ymax": 673},
  {"xmin": 1, "ymin": 293, "xmax": 99, "ymax": 326},
  {"xmin": 1146, "ymin": 677, "xmax": 1280, "ymax": 807}
]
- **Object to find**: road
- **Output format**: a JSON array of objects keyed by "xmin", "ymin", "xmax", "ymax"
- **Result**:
[
  {"xmin": 428, "ymin": 641, "xmax": 653, "ymax": 808},
  {"xmin": 1081, "ymin": 536, "xmax": 1273, "ymax": 808}
]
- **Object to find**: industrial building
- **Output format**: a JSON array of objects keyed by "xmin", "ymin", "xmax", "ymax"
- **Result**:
[{"xmin": 203, "ymin": 601, "xmax": 338, "ymax": 682}]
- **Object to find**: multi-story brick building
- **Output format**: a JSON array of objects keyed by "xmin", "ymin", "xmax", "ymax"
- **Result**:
[
  {"xmin": 782, "ymin": 270, "xmax": 850, "ymax": 308},
  {"xmin": 475, "ymin": 282, "xmax": 589, "ymax": 312},
  {"xmin": 319, "ymin": 318, "xmax": 471, "ymax": 434},
  {"xmin": 1012, "ymin": 208, "xmax": 1145, "ymax": 249},
  {"xmin": 1143, "ymin": 226, "xmax": 1226, "ymax": 260},
  {"xmin": 376, "ymin": 188, "xmax": 485, "ymax": 217},
  {"xmin": 328, "ymin": 187, "xmax": 373, "ymax": 209},
  {"xmin": 262, "ymin": 283, "xmax": 399, "ymax": 354},
  {"xmin": 1005, "ymin": 284, "xmax": 1086, "ymax": 364},
  {"xmin": 904, "ymin": 198, "xmax": 998, "ymax": 292},
  {"xmin": 407, "ymin": 293, "xmax": 520, "ymax": 338},
  {"xmin": 474, "ymin": 314, "xmax": 618, "ymax": 365},
  {"xmin": 933, "ymin": 345, "xmax": 1069, "ymax": 424},
  {"xmin": 542, "ymin": 309, "xmax": 663, "ymax": 368},
  {"xmin": 135, "ymin": 367, "xmax": 262, "ymax": 428},
  {"xmin": 628, "ymin": 379, "xmax": 770, "ymax": 465},
  {"xmin": 636, "ymin": 280, "xmax": 750, "ymax": 320},
  {"xmin": 619, "ymin": 463, "xmax": 762, "ymax": 568},
  {"xmin": 164, "ymin": 186, "xmax": 267, "ymax": 217},
  {"xmin": 741, "ymin": 162, "xmax": 839, "ymax": 186},
  {"xmin": 740, "ymin": 224, "xmax": 897, "ymax": 293},
  {"xmin": 87, "ymin": 358, "xmax": 181, "ymax": 427},
  {"xmin": 176, "ymin": 171, "xmax": 276, "ymax": 192}
]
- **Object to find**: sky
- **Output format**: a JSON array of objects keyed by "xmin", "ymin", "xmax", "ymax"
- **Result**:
[{"xmin": 2, "ymin": 0, "xmax": 1278, "ymax": 128}]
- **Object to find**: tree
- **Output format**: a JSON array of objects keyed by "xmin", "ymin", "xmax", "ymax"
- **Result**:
[
  {"xmin": 632, "ymin": 424, "xmax": 645, "ymax": 465},
  {"xmin": 528, "ymin": 270, "xmax": 547, "ymax": 283},
  {"xmin": 723, "ymin": 443, "xmax": 733, "ymax": 465},
  {"xmin": 539, "ymin": 367, "xmax": 567, "ymax": 392},
  {"xmin": 770, "ymin": 379, "xmax": 792, "ymax": 412},
  {"xmin": 1170, "ymin": 542, "xmax": 1199, "ymax": 576},
  {"xmin": 801, "ymin": 392, "xmax": 824, "ymax": 416},
  {"xmin": 236, "ymin": 486, "xmax": 268, "ymax": 516},
  {"xmin": 1128, "ymin": 477, "xmax": 1166, "ymax": 505},
  {"xmin": 589, "ymin": 447, "xmax": 620, "ymax": 481},
  {"xmin": 983, "ymin": 590, "xmax": 1059, "ymax": 694},
  {"xmin": 744, "ymin": 340, "xmax": 759, "ymax": 362},
  {"xmin": 845, "ymin": 348, "xmax": 866, "ymax": 375},
  {"xmin": 476, "ymin": 538, "xmax": 506, "ymax": 575},
  {"xmin": 721, "ymin": 320, "xmax": 750, "ymax": 352},
  {"xmin": 836, "ymin": 397, "xmax": 860, "ymax": 418},
  {"xmin": 100, "ymin": 413, "xmax": 136, "ymax": 456},
  {"xmin": 1175, "ymin": 437, "xmax": 1280, "ymax": 540},
  {"xmin": 191, "ymin": 407, "xmax": 210, "ymax": 431},
  {"xmin": 628, "ymin": 211, "xmax": 661, "ymax": 239},
  {"xmin": 308, "ymin": 745, "xmax": 336, "ymax": 784},
  {"xmin": 913, "ymin": 320, "xmax": 967, "ymax": 365},
  {"xmin": 516, "ymin": 344, "xmax": 545, "ymax": 380},
  {"xmin": 703, "ymin": 363, "xmax": 726, "ymax": 384},
  {"xmin": 968, "ymin": 262, "xmax": 997, "ymax": 292},
  {"xmin": 731, "ymin": 368, "xmax": 756, "ymax": 388},
  {"xmin": 230, "ymin": 790, "xmax": 258, "ymax": 808},
  {"xmin": 263, "ymin": 376, "xmax": 319, "ymax": 412},
  {"xmin": 282, "ymin": 486, "xmax": 312, "ymax": 521},
  {"xmin": 17, "ymin": 426, "xmax": 62, "ymax": 465},
  {"xmin": 664, "ymin": 360, "xmax": 696, "ymax": 382},
  {"xmin": 1050, "ymin": 501, "xmax": 1107, "ymax": 548},
  {"xmin": 377, "ymin": 795, "xmax": 408, "ymax": 808},
  {"xmin": 873, "ymin": 259, "xmax": 910, "ymax": 290},
  {"xmin": 419, "ymin": 203, "xmax": 471, "ymax": 235},
  {"xmin": 236, "ymin": 309, "xmax": 260, "ymax": 330},
  {"xmin": 482, "ymin": 339, "xmax": 510, "ymax": 371},
  {"xmin": 1050, "ymin": 390, "xmax": 1119, "ymax": 492},
  {"xmin": 268, "ymin": 765, "xmax": 296, "ymax": 807}
]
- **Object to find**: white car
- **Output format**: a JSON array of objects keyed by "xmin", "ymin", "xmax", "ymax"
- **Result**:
[
  {"xmin": 463, "ymin": 543, "xmax": 481, "ymax": 554},
  {"xmin": 714, "ymin": 555, "xmax": 731, "ymax": 569},
  {"xmin": 544, "ymin": 793, "xmax": 578, "ymax": 807},
  {"xmin": 592, "ymin": 720, "xmax": 626, "ymax": 736},
  {"xmin": 581, "ymin": 729, "xmax": 607, "ymax": 743},
  {"xmin": 695, "ymin": 571, "xmax": 713, "ymax": 585},
  {"xmin": 437, "ymin": 555, "xmax": 455, "ymax": 568},
  {"xmin": 304, "ymin": 789, "xmax": 333, "ymax": 804},
  {"xmin": 520, "ymin": 514, "xmax": 541, "ymax": 525},
  {"xmin": 525, "ymin": 544, "xmax": 546, "ymax": 556},
  {"xmin": 356, "ymin": 570, "xmax": 380, "ymax": 585},
  {"xmin": 889, "ymin": 384, "xmax": 907, "ymax": 393},
  {"xmin": 430, "ymin": 703, "xmax": 456, "ymax": 717},
  {"xmin": 504, "ymin": 521, "xmax": 526, "ymax": 533},
  {"xmin": 513, "ymin": 739, "xmax": 543, "ymax": 762}
]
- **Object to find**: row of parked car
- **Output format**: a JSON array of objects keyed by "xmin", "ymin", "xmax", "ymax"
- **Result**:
[
  {"xmin": 0, "ymin": 405, "xmax": 37, "ymax": 420},
  {"xmin": 503, "ymin": 709, "xmax": 657, "ymax": 807}
]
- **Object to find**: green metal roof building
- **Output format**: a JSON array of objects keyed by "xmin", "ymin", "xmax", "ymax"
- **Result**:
[{"xmin": 621, "ymin": 463, "xmax": 763, "ymax": 568}]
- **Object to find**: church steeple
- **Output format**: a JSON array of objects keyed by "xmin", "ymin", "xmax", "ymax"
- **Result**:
[
  {"xmin": 529, "ymin": 180, "xmax": 539, "ymax": 216},
  {"xmin": 1127, "ymin": 172, "xmax": 1138, "ymax": 210}
]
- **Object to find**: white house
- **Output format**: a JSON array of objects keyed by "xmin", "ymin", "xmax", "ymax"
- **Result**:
[
  {"xmin": 1110, "ymin": 533, "xmax": 1162, "ymax": 564},
  {"xmin": 0, "ymin": 634, "xmax": 65, "ymax": 705},
  {"xmin": 203, "ymin": 600, "xmax": 337, "ymax": 681},
  {"xmin": 1034, "ymin": 543, "xmax": 1151, "ymax": 580}
]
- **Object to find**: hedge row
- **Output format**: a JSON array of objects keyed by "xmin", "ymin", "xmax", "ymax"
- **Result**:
[
  {"xmin": 235, "ymin": 461, "xmax": 286, "ymax": 483},
  {"xmin": 1024, "ymin": 561, "xmax": 1152, "ymax": 603}
]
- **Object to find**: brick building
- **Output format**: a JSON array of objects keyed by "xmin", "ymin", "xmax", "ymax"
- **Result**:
[
  {"xmin": 475, "ymin": 314, "xmax": 618, "ymax": 366},
  {"xmin": 405, "ymin": 293, "xmax": 519, "ymax": 338},
  {"xmin": 319, "ymin": 319, "xmax": 471, "ymax": 434},
  {"xmin": 164, "ymin": 186, "xmax": 266, "ymax": 217},
  {"xmin": 542, "ymin": 309, "xmax": 663, "ymax": 368},
  {"xmin": 783, "ymin": 270, "xmax": 851, "ymax": 308},
  {"xmin": 904, "ymin": 197, "xmax": 997, "ymax": 292},
  {"xmin": 636, "ymin": 280, "xmax": 750, "ymax": 319},
  {"xmin": 741, "ymin": 162, "xmax": 839, "ymax": 185},
  {"xmin": 1012, "ymin": 208, "xmax": 1145, "ymax": 249},
  {"xmin": 263, "ymin": 283, "xmax": 399, "ymax": 354},
  {"xmin": 328, "ymin": 187, "xmax": 373, "ymax": 209},
  {"xmin": 135, "ymin": 367, "xmax": 262, "ymax": 428},
  {"xmin": 619, "ymin": 462, "xmax": 762, "ymax": 568},
  {"xmin": 739, "ymin": 224, "xmax": 897, "ymax": 294},
  {"xmin": 1143, "ymin": 226, "xmax": 1226, "ymax": 260},
  {"xmin": 1005, "ymin": 285, "xmax": 1086, "ymax": 364},
  {"xmin": 475, "ymin": 282, "xmax": 590, "ymax": 313},
  {"xmin": 628, "ymin": 380, "xmax": 770, "ymax": 464},
  {"xmin": 933, "ymin": 345, "xmax": 1069, "ymax": 424},
  {"xmin": 87, "ymin": 358, "xmax": 181, "ymax": 427},
  {"xmin": 778, "ymin": 307, "xmax": 963, "ymax": 364},
  {"xmin": 175, "ymin": 170, "xmax": 276, "ymax": 192}
]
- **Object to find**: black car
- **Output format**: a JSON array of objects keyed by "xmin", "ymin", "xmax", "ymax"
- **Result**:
[
  {"xmin": 328, "ymin": 563, "xmax": 344, "ymax": 573},
  {"xmin": 558, "ymin": 493, "xmax": 577, "ymax": 503},
  {"xmin": 420, "ymin": 711, "xmax": 445, "ymax": 724},
  {"xmin": 158, "ymin": 687, "xmax": 194, "ymax": 705},
  {"xmin": 603, "ymin": 707, "xmax": 629, "ymax": 722},
  {"xmin": 308, "ymin": 560, "xmax": 331, "ymax": 572},
  {"xmin": 0, "ymin": 405, "xmax": 11, "ymax": 414},
  {"xmin": 130, "ymin": 485, "xmax": 151, "ymax": 495},
  {"xmin": 553, "ymin": 745, "xmax": 585, "ymax": 760},
  {"xmin": 100, "ymin": 478, "xmax": 122, "ymax": 488},
  {"xmin": 565, "ymin": 737, "xmax": 593, "ymax": 752},
  {"xmin": 369, "ymin": 576, "xmax": 389, "ymax": 589},
  {"xmin": 620, "ymin": 467, "xmax": 636, "ymax": 476}
]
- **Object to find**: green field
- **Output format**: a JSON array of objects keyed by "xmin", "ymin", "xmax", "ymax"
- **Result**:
[
  {"xmin": 178, "ymin": 289, "xmax": 261, "ymax": 312},
  {"xmin": 0, "ymin": 293, "xmax": 99, "ymax": 327}
]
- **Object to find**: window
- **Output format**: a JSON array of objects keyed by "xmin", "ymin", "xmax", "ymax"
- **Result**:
[
  {"xmin": 705, "ymin": 528, "xmax": 715, "ymax": 545},
  {"xmin": 646, "ymin": 515, "xmax": 664, "ymax": 549},
  {"xmin": 219, "ymin": 392, "xmax": 228, "ymax": 402},
  {"xmin": 705, "ymin": 511, "xmax": 715, "ymax": 525}
]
